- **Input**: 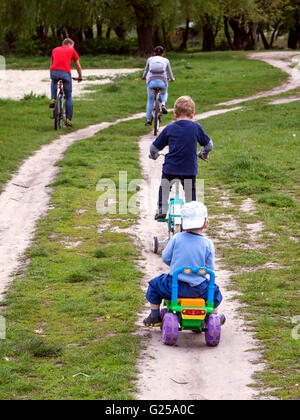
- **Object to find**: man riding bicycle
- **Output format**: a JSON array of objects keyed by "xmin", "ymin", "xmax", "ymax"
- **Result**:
[
  {"xmin": 142, "ymin": 46, "xmax": 175, "ymax": 126},
  {"xmin": 49, "ymin": 38, "xmax": 83, "ymax": 127}
]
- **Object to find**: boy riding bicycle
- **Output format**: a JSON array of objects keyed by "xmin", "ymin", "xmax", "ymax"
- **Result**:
[
  {"xmin": 150, "ymin": 96, "xmax": 214, "ymax": 220},
  {"xmin": 49, "ymin": 38, "xmax": 83, "ymax": 127},
  {"xmin": 142, "ymin": 46, "xmax": 175, "ymax": 126}
]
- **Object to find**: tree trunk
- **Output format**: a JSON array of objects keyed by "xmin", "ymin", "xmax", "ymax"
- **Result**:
[
  {"xmin": 153, "ymin": 26, "xmax": 160, "ymax": 47},
  {"xmin": 106, "ymin": 27, "xmax": 112, "ymax": 39},
  {"xmin": 37, "ymin": 24, "xmax": 50, "ymax": 55},
  {"xmin": 288, "ymin": 28, "xmax": 299, "ymax": 49},
  {"xmin": 258, "ymin": 25, "xmax": 270, "ymax": 49},
  {"xmin": 179, "ymin": 18, "xmax": 190, "ymax": 51},
  {"xmin": 162, "ymin": 20, "xmax": 172, "ymax": 51},
  {"xmin": 96, "ymin": 19, "xmax": 103, "ymax": 38},
  {"xmin": 229, "ymin": 17, "xmax": 255, "ymax": 50},
  {"xmin": 5, "ymin": 31, "xmax": 15, "ymax": 55},
  {"xmin": 129, "ymin": 1, "xmax": 154, "ymax": 57},
  {"xmin": 114, "ymin": 25, "xmax": 126, "ymax": 41},
  {"xmin": 202, "ymin": 24, "xmax": 216, "ymax": 52},
  {"xmin": 224, "ymin": 16, "xmax": 234, "ymax": 50},
  {"xmin": 136, "ymin": 22, "xmax": 153, "ymax": 57},
  {"xmin": 84, "ymin": 27, "xmax": 94, "ymax": 39}
]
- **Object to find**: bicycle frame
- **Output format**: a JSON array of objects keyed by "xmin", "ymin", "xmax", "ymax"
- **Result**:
[
  {"xmin": 53, "ymin": 80, "xmax": 66, "ymax": 130},
  {"xmin": 168, "ymin": 181, "xmax": 185, "ymax": 236}
]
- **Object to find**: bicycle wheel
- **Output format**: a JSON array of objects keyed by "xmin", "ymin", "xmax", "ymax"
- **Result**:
[
  {"xmin": 154, "ymin": 96, "xmax": 160, "ymax": 136},
  {"xmin": 54, "ymin": 98, "xmax": 60, "ymax": 130},
  {"xmin": 54, "ymin": 94, "xmax": 64, "ymax": 130}
]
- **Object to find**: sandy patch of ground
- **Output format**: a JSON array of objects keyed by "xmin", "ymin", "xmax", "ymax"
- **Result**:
[{"xmin": 0, "ymin": 68, "xmax": 141, "ymax": 100}]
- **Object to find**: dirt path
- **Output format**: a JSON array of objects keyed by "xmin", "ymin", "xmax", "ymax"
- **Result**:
[{"xmin": 0, "ymin": 52, "xmax": 299, "ymax": 399}]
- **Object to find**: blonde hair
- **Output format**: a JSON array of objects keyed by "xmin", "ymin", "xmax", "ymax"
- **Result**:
[
  {"xmin": 62, "ymin": 38, "xmax": 74, "ymax": 46},
  {"xmin": 174, "ymin": 96, "xmax": 195, "ymax": 117}
]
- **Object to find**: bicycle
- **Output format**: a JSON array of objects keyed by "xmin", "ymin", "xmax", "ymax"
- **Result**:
[
  {"xmin": 52, "ymin": 77, "xmax": 79, "ymax": 130},
  {"xmin": 152, "ymin": 176, "xmax": 184, "ymax": 254},
  {"xmin": 150, "ymin": 152, "xmax": 209, "ymax": 254},
  {"xmin": 152, "ymin": 87, "xmax": 163, "ymax": 137}
]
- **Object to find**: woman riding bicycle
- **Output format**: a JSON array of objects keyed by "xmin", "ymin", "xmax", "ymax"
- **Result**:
[{"xmin": 142, "ymin": 46, "xmax": 175, "ymax": 126}]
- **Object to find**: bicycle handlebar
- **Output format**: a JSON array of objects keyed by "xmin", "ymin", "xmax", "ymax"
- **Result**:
[{"xmin": 149, "ymin": 152, "xmax": 208, "ymax": 163}]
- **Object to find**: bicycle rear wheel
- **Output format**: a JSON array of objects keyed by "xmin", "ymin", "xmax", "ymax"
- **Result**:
[
  {"xmin": 154, "ymin": 97, "xmax": 160, "ymax": 136},
  {"xmin": 54, "ymin": 96, "xmax": 62, "ymax": 130}
]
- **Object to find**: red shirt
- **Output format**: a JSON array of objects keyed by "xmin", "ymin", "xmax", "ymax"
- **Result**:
[{"xmin": 51, "ymin": 46, "xmax": 79, "ymax": 74}]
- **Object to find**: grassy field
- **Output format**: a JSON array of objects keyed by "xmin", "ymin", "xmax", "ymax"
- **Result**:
[
  {"xmin": 0, "ymin": 52, "xmax": 299, "ymax": 400},
  {"xmin": 202, "ymin": 98, "xmax": 300, "ymax": 399}
]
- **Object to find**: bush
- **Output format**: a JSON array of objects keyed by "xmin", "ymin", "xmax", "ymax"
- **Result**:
[
  {"xmin": 14, "ymin": 38, "xmax": 44, "ymax": 56},
  {"xmin": 79, "ymin": 38, "xmax": 138, "ymax": 55}
]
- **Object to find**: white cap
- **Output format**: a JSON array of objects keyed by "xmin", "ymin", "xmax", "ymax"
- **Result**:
[{"xmin": 181, "ymin": 201, "xmax": 208, "ymax": 230}]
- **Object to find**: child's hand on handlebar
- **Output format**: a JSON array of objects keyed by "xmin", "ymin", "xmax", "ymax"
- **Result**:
[{"xmin": 198, "ymin": 153, "xmax": 209, "ymax": 163}]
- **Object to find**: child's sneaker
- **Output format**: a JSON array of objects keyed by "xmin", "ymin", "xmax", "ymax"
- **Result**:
[
  {"xmin": 143, "ymin": 313, "xmax": 162, "ymax": 327},
  {"xmin": 154, "ymin": 210, "xmax": 167, "ymax": 220}
]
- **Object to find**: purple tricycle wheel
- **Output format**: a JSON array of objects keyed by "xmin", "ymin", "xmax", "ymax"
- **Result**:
[
  {"xmin": 205, "ymin": 314, "xmax": 221, "ymax": 347},
  {"xmin": 160, "ymin": 308, "xmax": 168, "ymax": 321},
  {"xmin": 162, "ymin": 313, "xmax": 179, "ymax": 346}
]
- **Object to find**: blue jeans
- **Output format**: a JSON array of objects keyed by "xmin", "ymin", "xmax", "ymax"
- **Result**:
[
  {"xmin": 146, "ymin": 80, "xmax": 168, "ymax": 119},
  {"xmin": 51, "ymin": 70, "xmax": 73, "ymax": 120},
  {"xmin": 146, "ymin": 274, "xmax": 223, "ymax": 308}
]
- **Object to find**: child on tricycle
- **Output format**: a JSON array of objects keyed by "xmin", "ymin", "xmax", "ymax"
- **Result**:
[{"xmin": 143, "ymin": 201, "xmax": 225, "ymax": 345}]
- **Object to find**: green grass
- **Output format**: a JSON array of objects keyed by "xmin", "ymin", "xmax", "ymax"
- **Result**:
[
  {"xmin": 201, "ymin": 100, "xmax": 300, "ymax": 399},
  {"xmin": 0, "ymin": 51, "xmax": 298, "ymax": 400}
]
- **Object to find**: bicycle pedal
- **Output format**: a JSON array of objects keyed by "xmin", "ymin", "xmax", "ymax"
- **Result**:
[{"xmin": 157, "ymin": 218, "xmax": 168, "ymax": 222}]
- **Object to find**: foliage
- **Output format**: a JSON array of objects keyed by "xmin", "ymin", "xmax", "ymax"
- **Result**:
[{"xmin": 0, "ymin": 0, "xmax": 299, "ymax": 55}]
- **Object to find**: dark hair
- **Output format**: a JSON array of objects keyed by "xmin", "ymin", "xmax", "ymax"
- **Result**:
[{"xmin": 154, "ymin": 46, "xmax": 164, "ymax": 56}]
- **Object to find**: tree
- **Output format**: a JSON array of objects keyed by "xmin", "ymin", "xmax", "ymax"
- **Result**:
[
  {"xmin": 221, "ymin": 0, "xmax": 260, "ymax": 50},
  {"xmin": 126, "ymin": 0, "xmax": 159, "ymax": 56},
  {"xmin": 194, "ymin": 0, "xmax": 223, "ymax": 52},
  {"xmin": 285, "ymin": 0, "xmax": 300, "ymax": 48},
  {"xmin": 255, "ymin": 0, "xmax": 290, "ymax": 49}
]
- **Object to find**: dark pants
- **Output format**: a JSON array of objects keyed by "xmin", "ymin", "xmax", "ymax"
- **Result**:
[{"xmin": 158, "ymin": 172, "xmax": 196, "ymax": 214}]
